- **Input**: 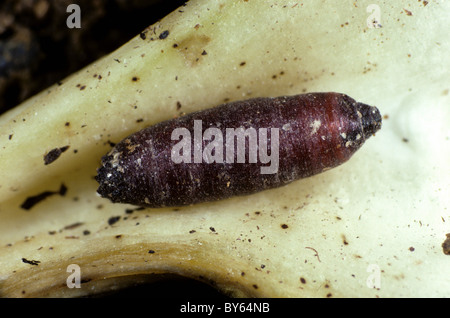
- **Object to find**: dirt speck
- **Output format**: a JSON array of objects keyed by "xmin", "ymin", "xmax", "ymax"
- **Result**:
[
  {"xmin": 20, "ymin": 183, "xmax": 67, "ymax": 210},
  {"xmin": 22, "ymin": 258, "xmax": 40, "ymax": 266},
  {"xmin": 108, "ymin": 216, "xmax": 121, "ymax": 226},
  {"xmin": 404, "ymin": 9, "xmax": 413, "ymax": 16},
  {"xmin": 159, "ymin": 30, "xmax": 169, "ymax": 39},
  {"xmin": 44, "ymin": 145, "xmax": 70, "ymax": 165}
]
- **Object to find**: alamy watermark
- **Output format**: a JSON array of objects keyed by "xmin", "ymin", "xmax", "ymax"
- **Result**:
[
  {"xmin": 171, "ymin": 120, "xmax": 280, "ymax": 174},
  {"xmin": 65, "ymin": 4, "xmax": 383, "ymax": 31},
  {"xmin": 65, "ymin": 263, "xmax": 381, "ymax": 290},
  {"xmin": 66, "ymin": 4, "xmax": 81, "ymax": 29},
  {"xmin": 366, "ymin": 4, "xmax": 382, "ymax": 29},
  {"xmin": 366, "ymin": 263, "xmax": 381, "ymax": 289},
  {"xmin": 66, "ymin": 264, "xmax": 81, "ymax": 288}
]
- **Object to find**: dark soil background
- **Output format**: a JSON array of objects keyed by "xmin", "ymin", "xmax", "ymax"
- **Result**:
[
  {"xmin": 0, "ymin": 0, "xmax": 185, "ymax": 114},
  {"xmin": 1, "ymin": 0, "xmax": 226, "ymax": 298}
]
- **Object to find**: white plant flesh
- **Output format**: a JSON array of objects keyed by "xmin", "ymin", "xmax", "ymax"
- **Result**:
[{"xmin": 0, "ymin": 0, "xmax": 449, "ymax": 297}]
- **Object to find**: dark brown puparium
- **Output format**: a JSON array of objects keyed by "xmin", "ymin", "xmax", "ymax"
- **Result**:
[{"xmin": 96, "ymin": 92, "xmax": 381, "ymax": 207}]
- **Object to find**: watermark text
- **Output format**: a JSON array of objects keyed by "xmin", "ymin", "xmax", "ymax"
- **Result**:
[{"xmin": 171, "ymin": 120, "xmax": 279, "ymax": 174}]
